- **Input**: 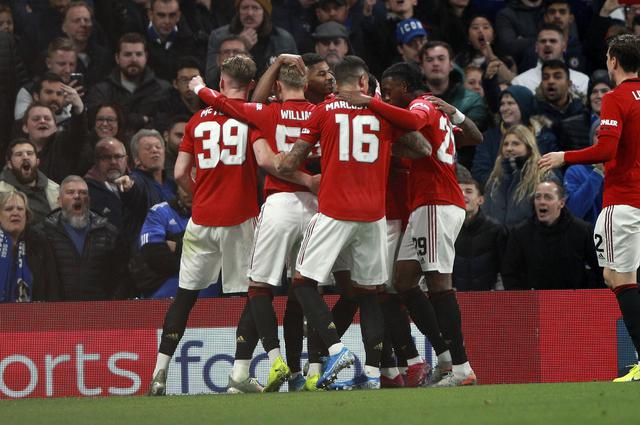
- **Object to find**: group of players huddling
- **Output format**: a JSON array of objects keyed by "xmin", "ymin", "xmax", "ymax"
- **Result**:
[{"xmin": 137, "ymin": 31, "xmax": 572, "ymax": 394}]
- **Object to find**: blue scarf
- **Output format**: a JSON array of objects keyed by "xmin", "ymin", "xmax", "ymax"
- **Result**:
[{"xmin": 0, "ymin": 230, "xmax": 32, "ymax": 302}]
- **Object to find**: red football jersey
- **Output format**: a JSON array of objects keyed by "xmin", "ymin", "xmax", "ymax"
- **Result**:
[
  {"xmin": 299, "ymin": 97, "xmax": 401, "ymax": 221},
  {"xmin": 386, "ymin": 156, "xmax": 411, "ymax": 224},
  {"xmin": 406, "ymin": 95, "xmax": 465, "ymax": 211},
  {"xmin": 197, "ymin": 87, "xmax": 316, "ymax": 197},
  {"xmin": 564, "ymin": 78, "xmax": 640, "ymax": 209},
  {"xmin": 180, "ymin": 105, "xmax": 260, "ymax": 226}
]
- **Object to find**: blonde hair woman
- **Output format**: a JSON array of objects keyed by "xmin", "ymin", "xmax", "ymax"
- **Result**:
[
  {"xmin": 482, "ymin": 125, "xmax": 548, "ymax": 227},
  {"xmin": 0, "ymin": 191, "xmax": 61, "ymax": 302}
]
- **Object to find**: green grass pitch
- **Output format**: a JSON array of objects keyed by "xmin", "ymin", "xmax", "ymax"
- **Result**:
[{"xmin": 3, "ymin": 382, "xmax": 637, "ymax": 425}]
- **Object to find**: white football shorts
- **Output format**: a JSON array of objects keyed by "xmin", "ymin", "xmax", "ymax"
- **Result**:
[
  {"xmin": 249, "ymin": 192, "xmax": 318, "ymax": 286},
  {"xmin": 296, "ymin": 213, "xmax": 388, "ymax": 286},
  {"xmin": 594, "ymin": 205, "xmax": 640, "ymax": 272},
  {"xmin": 397, "ymin": 204, "xmax": 465, "ymax": 273},
  {"xmin": 179, "ymin": 217, "xmax": 255, "ymax": 293}
]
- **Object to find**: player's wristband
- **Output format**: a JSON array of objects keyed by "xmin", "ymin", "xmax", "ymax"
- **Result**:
[
  {"xmin": 451, "ymin": 109, "xmax": 466, "ymax": 125},
  {"xmin": 193, "ymin": 84, "xmax": 205, "ymax": 95}
]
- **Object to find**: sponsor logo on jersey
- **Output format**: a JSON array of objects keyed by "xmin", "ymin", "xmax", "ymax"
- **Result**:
[{"xmin": 601, "ymin": 119, "xmax": 618, "ymax": 127}]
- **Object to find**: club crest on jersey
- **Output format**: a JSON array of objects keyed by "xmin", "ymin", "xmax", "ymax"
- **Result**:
[{"xmin": 601, "ymin": 119, "xmax": 618, "ymax": 127}]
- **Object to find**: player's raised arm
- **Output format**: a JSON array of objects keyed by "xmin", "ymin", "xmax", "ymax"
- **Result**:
[
  {"xmin": 252, "ymin": 54, "xmax": 306, "ymax": 103},
  {"xmin": 253, "ymin": 138, "xmax": 315, "ymax": 192},
  {"xmin": 173, "ymin": 151, "xmax": 195, "ymax": 194},
  {"xmin": 274, "ymin": 140, "xmax": 313, "ymax": 174},
  {"xmin": 426, "ymin": 96, "xmax": 483, "ymax": 147},
  {"xmin": 336, "ymin": 89, "xmax": 423, "ymax": 131},
  {"xmin": 190, "ymin": 75, "xmax": 257, "ymax": 125}
]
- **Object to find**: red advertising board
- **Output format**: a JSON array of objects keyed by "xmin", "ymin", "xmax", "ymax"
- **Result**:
[{"xmin": 0, "ymin": 290, "xmax": 624, "ymax": 398}]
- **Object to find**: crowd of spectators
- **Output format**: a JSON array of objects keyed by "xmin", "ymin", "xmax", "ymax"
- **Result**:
[{"xmin": 0, "ymin": 0, "xmax": 632, "ymax": 302}]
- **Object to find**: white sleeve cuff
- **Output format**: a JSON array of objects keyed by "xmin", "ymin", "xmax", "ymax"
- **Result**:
[
  {"xmin": 193, "ymin": 84, "xmax": 206, "ymax": 95},
  {"xmin": 451, "ymin": 109, "xmax": 466, "ymax": 125}
]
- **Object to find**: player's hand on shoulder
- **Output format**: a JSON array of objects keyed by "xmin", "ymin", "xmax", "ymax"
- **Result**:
[
  {"xmin": 426, "ymin": 96, "xmax": 456, "ymax": 116},
  {"xmin": 538, "ymin": 151, "xmax": 565, "ymax": 172},
  {"xmin": 337, "ymin": 89, "xmax": 371, "ymax": 106}
]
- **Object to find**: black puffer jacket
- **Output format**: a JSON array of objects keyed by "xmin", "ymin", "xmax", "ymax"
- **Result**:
[
  {"xmin": 36, "ymin": 209, "xmax": 129, "ymax": 301},
  {"xmin": 502, "ymin": 208, "xmax": 604, "ymax": 290},
  {"xmin": 453, "ymin": 211, "xmax": 507, "ymax": 291},
  {"xmin": 85, "ymin": 67, "xmax": 171, "ymax": 133}
]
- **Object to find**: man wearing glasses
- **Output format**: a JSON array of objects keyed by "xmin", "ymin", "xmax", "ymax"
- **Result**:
[{"xmin": 84, "ymin": 137, "xmax": 143, "ymax": 250}]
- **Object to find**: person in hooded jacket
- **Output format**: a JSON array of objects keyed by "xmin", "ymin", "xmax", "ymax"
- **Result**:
[
  {"xmin": 482, "ymin": 124, "xmax": 549, "ymax": 228},
  {"xmin": 472, "ymin": 84, "xmax": 557, "ymax": 186}
]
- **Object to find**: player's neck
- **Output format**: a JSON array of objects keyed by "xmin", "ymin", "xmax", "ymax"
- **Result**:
[
  {"xmin": 222, "ymin": 88, "xmax": 248, "ymax": 101},
  {"xmin": 614, "ymin": 71, "xmax": 639, "ymax": 86},
  {"xmin": 280, "ymin": 88, "xmax": 306, "ymax": 102},
  {"xmin": 305, "ymin": 90, "xmax": 326, "ymax": 105},
  {"xmin": 336, "ymin": 83, "xmax": 361, "ymax": 94}
]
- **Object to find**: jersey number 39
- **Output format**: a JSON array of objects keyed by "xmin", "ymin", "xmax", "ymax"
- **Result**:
[{"xmin": 194, "ymin": 120, "xmax": 248, "ymax": 168}]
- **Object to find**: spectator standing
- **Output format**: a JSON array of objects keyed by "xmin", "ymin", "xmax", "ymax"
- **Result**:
[
  {"xmin": 420, "ymin": 40, "xmax": 491, "ymax": 167},
  {"xmin": 86, "ymin": 32, "xmax": 171, "ymax": 134},
  {"xmin": 0, "ymin": 139, "xmax": 59, "ymax": 224},
  {"xmin": 84, "ymin": 137, "xmax": 143, "ymax": 243},
  {"xmin": 502, "ymin": 179, "xmax": 603, "ymax": 289},
  {"xmin": 564, "ymin": 120, "xmax": 603, "ymax": 227},
  {"xmin": 453, "ymin": 173, "xmax": 506, "ymax": 291},
  {"xmin": 0, "ymin": 190, "xmax": 61, "ymax": 302},
  {"xmin": 587, "ymin": 70, "xmax": 613, "ymax": 125},
  {"xmin": 206, "ymin": 0, "xmax": 297, "ymax": 80},
  {"xmin": 163, "ymin": 115, "xmax": 189, "ymax": 180},
  {"xmin": 61, "ymin": 1, "xmax": 112, "ymax": 86},
  {"xmin": 472, "ymin": 85, "xmax": 557, "ymax": 186},
  {"xmin": 495, "ymin": 0, "xmax": 544, "ymax": 71},
  {"xmin": 154, "ymin": 56, "xmax": 205, "ymax": 131},
  {"xmin": 0, "ymin": 32, "xmax": 28, "ymax": 153},
  {"xmin": 536, "ymin": 59, "xmax": 590, "ymax": 152},
  {"xmin": 37, "ymin": 175, "xmax": 130, "ymax": 300},
  {"xmin": 482, "ymin": 124, "xmax": 547, "ymax": 227},
  {"xmin": 311, "ymin": 21, "xmax": 350, "ymax": 68},
  {"xmin": 394, "ymin": 18, "xmax": 428, "ymax": 67},
  {"xmin": 511, "ymin": 24, "xmax": 590, "ymax": 97},
  {"xmin": 88, "ymin": 103, "xmax": 129, "ymax": 148},
  {"xmin": 128, "ymin": 129, "xmax": 176, "ymax": 241},
  {"xmin": 145, "ymin": 0, "xmax": 208, "ymax": 81},
  {"xmin": 14, "ymin": 38, "xmax": 79, "ymax": 123},
  {"xmin": 20, "ymin": 100, "xmax": 91, "ymax": 183}
]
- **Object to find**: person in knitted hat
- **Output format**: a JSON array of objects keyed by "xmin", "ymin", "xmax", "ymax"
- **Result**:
[
  {"xmin": 472, "ymin": 85, "xmax": 558, "ymax": 186},
  {"xmin": 205, "ymin": 0, "xmax": 297, "ymax": 82},
  {"xmin": 587, "ymin": 69, "xmax": 613, "ymax": 125}
]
